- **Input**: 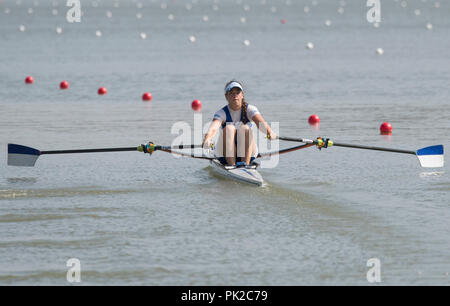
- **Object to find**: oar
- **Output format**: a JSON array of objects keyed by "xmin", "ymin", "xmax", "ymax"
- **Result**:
[
  {"xmin": 257, "ymin": 143, "xmax": 315, "ymax": 158},
  {"xmin": 277, "ymin": 136, "xmax": 444, "ymax": 168},
  {"xmin": 7, "ymin": 143, "xmax": 204, "ymax": 167}
]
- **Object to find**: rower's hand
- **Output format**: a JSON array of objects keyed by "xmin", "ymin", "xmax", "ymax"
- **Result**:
[
  {"xmin": 267, "ymin": 131, "xmax": 277, "ymax": 141},
  {"xmin": 203, "ymin": 139, "xmax": 213, "ymax": 150}
]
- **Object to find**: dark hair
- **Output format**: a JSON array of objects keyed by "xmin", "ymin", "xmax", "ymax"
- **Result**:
[{"xmin": 224, "ymin": 80, "xmax": 248, "ymax": 124}]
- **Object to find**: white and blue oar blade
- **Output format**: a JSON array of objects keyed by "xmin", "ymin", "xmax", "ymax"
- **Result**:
[
  {"xmin": 416, "ymin": 145, "xmax": 444, "ymax": 168},
  {"xmin": 7, "ymin": 144, "xmax": 41, "ymax": 167}
]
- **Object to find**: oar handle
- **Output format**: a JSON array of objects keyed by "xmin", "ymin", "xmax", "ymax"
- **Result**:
[
  {"xmin": 277, "ymin": 136, "xmax": 315, "ymax": 144},
  {"xmin": 158, "ymin": 145, "xmax": 204, "ymax": 150},
  {"xmin": 152, "ymin": 144, "xmax": 213, "ymax": 160}
]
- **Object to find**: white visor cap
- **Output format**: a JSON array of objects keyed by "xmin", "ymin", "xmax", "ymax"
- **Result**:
[{"xmin": 225, "ymin": 82, "xmax": 243, "ymax": 94}]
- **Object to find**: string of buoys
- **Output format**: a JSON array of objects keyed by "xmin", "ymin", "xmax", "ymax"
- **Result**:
[
  {"xmin": 23, "ymin": 75, "xmax": 396, "ymax": 132},
  {"xmin": 307, "ymin": 113, "xmax": 394, "ymax": 135},
  {"xmin": 7, "ymin": 0, "xmax": 439, "ymax": 61},
  {"xmin": 22, "ymin": 75, "xmax": 205, "ymax": 115}
]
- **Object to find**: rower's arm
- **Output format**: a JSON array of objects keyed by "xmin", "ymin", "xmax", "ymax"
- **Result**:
[
  {"xmin": 203, "ymin": 119, "xmax": 222, "ymax": 145},
  {"xmin": 252, "ymin": 114, "xmax": 277, "ymax": 140}
]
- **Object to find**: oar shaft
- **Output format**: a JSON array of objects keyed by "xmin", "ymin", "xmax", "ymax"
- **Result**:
[
  {"xmin": 40, "ymin": 144, "xmax": 204, "ymax": 155},
  {"xmin": 332, "ymin": 142, "xmax": 416, "ymax": 155},
  {"xmin": 257, "ymin": 143, "xmax": 314, "ymax": 158},
  {"xmin": 278, "ymin": 136, "xmax": 417, "ymax": 155},
  {"xmin": 41, "ymin": 147, "xmax": 138, "ymax": 155}
]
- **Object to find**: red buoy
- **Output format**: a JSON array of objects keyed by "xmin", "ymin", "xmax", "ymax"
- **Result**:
[
  {"xmin": 142, "ymin": 92, "xmax": 152, "ymax": 101},
  {"xmin": 25, "ymin": 76, "xmax": 34, "ymax": 84},
  {"xmin": 380, "ymin": 122, "xmax": 392, "ymax": 135},
  {"xmin": 98, "ymin": 87, "xmax": 107, "ymax": 95},
  {"xmin": 191, "ymin": 99, "xmax": 202, "ymax": 111},
  {"xmin": 308, "ymin": 114, "xmax": 320, "ymax": 125},
  {"xmin": 281, "ymin": 19, "xmax": 286, "ymax": 24},
  {"xmin": 60, "ymin": 80, "xmax": 69, "ymax": 90}
]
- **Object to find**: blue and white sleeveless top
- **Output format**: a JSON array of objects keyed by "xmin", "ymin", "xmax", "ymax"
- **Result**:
[{"xmin": 213, "ymin": 104, "xmax": 260, "ymax": 128}]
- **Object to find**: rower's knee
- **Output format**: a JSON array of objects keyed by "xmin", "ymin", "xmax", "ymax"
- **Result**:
[
  {"xmin": 237, "ymin": 124, "xmax": 253, "ymax": 142},
  {"xmin": 224, "ymin": 124, "xmax": 237, "ymax": 134},
  {"xmin": 238, "ymin": 124, "xmax": 250, "ymax": 133},
  {"xmin": 223, "ymin": 125, "xmax": 237, "ymax": 142}
]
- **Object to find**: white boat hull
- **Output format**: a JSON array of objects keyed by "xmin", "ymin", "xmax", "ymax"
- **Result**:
[{"xmin": 210, "ymin": 159, "xmax": 264, "ymax": 186}]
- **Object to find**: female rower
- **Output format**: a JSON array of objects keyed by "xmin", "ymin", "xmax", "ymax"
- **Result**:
[{"xmin": 202, "ymin": 80, "xmax": 276, "ymax": 166}]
